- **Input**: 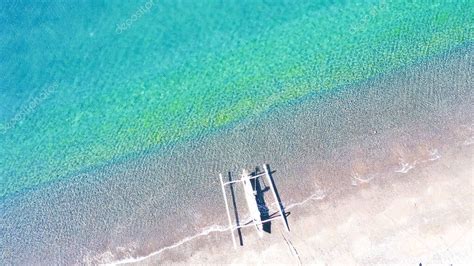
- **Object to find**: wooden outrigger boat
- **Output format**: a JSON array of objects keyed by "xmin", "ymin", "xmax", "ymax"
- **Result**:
[{"xmin": 218, "ymin": 164, "xmax": 290, "ymax": 248}]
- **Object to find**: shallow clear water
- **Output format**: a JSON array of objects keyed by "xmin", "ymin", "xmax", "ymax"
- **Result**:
[
  {"xmin": 1, "ymin": 1, "xmax": 472, "ymax": 197},
  {"xmin": 0, "ymin": 0, "xmax": 473, "ymax": 264}
]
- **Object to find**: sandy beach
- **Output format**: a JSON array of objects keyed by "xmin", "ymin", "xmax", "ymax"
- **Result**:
[{"xmin": 136, "ymin": 141, "xmax": 472, "ymax": 265}]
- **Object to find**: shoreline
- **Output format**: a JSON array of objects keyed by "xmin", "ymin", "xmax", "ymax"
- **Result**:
[
  {"xmin": 136, "ymin": 142, "xmax": 473, "ymax": 265},
  {"xmin": 100, "ymin": 116, "xmax": 474, "ymax": 265},
  {"xmin": 2, "ymin": 45, "xmax": 472, "ymax": 265}
]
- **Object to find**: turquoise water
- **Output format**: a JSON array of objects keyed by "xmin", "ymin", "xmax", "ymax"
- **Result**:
[
  {"xmin": 1, "ymin": 0, "xmax": 472, "ymax": 198},
  {"xmin": 0, "ymin": 0, "xmax": 473, "ymax": 264}
]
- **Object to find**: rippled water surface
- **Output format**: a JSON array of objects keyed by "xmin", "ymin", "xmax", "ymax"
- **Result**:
[{"xmin": 0, "ymin": 0, "xmax": 473, "ymax": 264}]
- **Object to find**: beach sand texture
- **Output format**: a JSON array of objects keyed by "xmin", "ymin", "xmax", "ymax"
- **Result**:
[{"xmin": 150, "ymin": 144, "xmax": 472, "ymax": 265}]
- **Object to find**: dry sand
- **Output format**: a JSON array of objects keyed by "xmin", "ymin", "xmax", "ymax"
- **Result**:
[{"xmin": 135, "ymin": 143, "xmax": 473, "ymax": 265}]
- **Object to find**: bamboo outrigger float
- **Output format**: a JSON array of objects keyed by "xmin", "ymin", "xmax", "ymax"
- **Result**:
[{"xmin": 218, "ymin": 164, "xmax": 290, "ymax": 248}]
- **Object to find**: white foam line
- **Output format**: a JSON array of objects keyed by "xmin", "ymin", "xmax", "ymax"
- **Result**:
[
  {"xmin": 106, "ymin": 190, "xmax": 326, "ymax": 265},
  {"xmin": 395, "ymin": 149, "xmax": 443, "ymax": 174},
  {"xmin": 285, "ymin": 191, "xmax": 326, "ymax": 210},
  {"xmin": 395, "ymin": 162, "xmax": 416, "ymax": 174},
  {"xmin": 105, "ymin": 224, "xmax": 229, "ymax": 265},
  {"xmin": 351, "ymin": 174, "xmax": 375, "ymax": 183}
]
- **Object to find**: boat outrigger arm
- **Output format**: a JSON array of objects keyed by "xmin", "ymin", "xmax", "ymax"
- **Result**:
[{"xmin": 218, "ymin": 164, "xmax": 290, "ymax": 249}]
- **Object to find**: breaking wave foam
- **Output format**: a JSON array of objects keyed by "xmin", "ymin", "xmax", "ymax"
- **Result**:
[
  {"xmin": 394, "ymin": 149, "xmax": 441, "ymax": 174},
  {"xmin": 103, "ymin": 189, "xmax": 327, "ymax": 265}
]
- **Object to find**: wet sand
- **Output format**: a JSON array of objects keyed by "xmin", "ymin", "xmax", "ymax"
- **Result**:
[{"xmin": 139, "ymin": 142, "xmax": 473, "ymax": 265}]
